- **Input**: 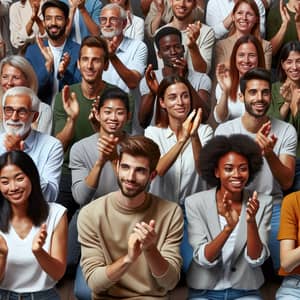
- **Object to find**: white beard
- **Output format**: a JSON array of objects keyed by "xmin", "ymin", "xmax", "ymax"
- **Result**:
[
  {"xmin": 101, "ymin": 27, "xmax": 122, "ymax": 39},
  {"xmin": 3, "ymin": 116, "xmax": 33, "ymax": 137}
]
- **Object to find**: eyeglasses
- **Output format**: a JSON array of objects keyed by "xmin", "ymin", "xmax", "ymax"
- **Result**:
[
  {"xmin": 99, "ymin": 16, "xmax": 122, "ymax": 25},
  {"xmin": 3, "ymin": 106, "xmax": 34, "ymax": 118}
]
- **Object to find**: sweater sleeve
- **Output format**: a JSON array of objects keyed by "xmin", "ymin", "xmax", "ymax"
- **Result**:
[{"xmin": 77, "ymin": 205, "xmax": 115, "ymax": 293}]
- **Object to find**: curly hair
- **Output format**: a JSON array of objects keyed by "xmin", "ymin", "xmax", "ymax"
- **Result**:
[{"xmin": 199, "ymin": 134, "xmax": 263, "ymax": 187}]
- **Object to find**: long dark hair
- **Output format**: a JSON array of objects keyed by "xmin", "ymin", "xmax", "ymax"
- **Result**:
[
  {"xmin": 0, "ymin": 151, "xmax": 49, "ymax": 232},
  {"xmin": 277, "ymin": 41, "xmax": 300, "ymax": 83}
]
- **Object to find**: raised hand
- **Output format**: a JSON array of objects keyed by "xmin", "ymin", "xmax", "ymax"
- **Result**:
[
  {"xmin": 216, "ymin": 63, "xmax": 231, "ymax": 93},
  {"xmin": 58, "ymin": 52, "xmax": 71, "ymax": 78},
  {"xmin": 127, "ymin": 233, "xmax": 142, "ymax": 263},
  {"xmin": 280, "ymin": 0, "xmax": 290, "ymax": 25},
  {"xmin": 280, "ymin": 80, "xmax": 293, "ymax": 103},
  {"xmin": 153, "ymin": 0, "xmax": 165, "ymax": 15},
  {"xmin": 133, "ymin": 220, "xmax": 157, "ymax": 251},
  {"xmin": 0, "ymin": 235, "xmax": 8, "ymax": 257},
  {"xmin": 220, "ymin": 192, "xmax": 239, "ymax": 232},
  {"xmin": 173, "ymin": 57, "xmax": 188, "ymax": 77},
  {"xmin": 97, "ymin": 134, "xmax": 119, "ymax": 164},
  {"xmin": 32, "ymin": 223, "xmax": 47, "ymax": 253},
  {"xmin": 4, "ymin": 134, "xmax": 25, "ymax": 151},
  {"xmin": 246, "ymin": 191, "xmax": 259, "ymax": 223},
  {"xmin": 190, "ymin": 108, "xmax": 202, "ymax": 137},
  {"xmin": 88, "ymin": 97, "xmax": 100, "ymax": 132},
  {"xmin": 290, "ymin": 88, "xmax": 300, "ymax": 116},
  {"xmin": 182, "ymin": 108, "xmax": 202, "ymax": 140},
  {"xmin": 186, "ymin": 21, "xmax": 201, "ymax": 49},
  {"xmin": 145, "ymin": 64, "xmax": 159, "ymax": 94},
  {"xmin": 62, "ymin": 85, "xmax": 80, "ymax": 120},
  {"xmin": 36, "ymin": 36, "xmax": 54, "ymax": 73},
  {"xmin": 106, "ymin": 36, "xmax": 119, "ymax": 55},
  {"xmin": 256, "ymin": 121, "xmax": 277, "ymax": 156}
]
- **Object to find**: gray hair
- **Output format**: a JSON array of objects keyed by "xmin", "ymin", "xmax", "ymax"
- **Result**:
[
  {"xmin": 0, "ymin": 55, "xmax": 38, "ymax": 93},
  {"xmin": 101, "ymin": 3, "xmax": 127, "ymax": 20},
  {"xmin": 2, "ymin": 86, "xmax": 40, "ymax": 112}
]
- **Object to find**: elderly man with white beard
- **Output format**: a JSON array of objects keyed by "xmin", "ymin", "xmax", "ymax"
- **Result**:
[
  {"xmin": 0, "ymin": 86, "xmax": 64, "ymax": 202},
  {"xmin": 99, "ymin": 3, "xmax": 148, "ymax": 134}
]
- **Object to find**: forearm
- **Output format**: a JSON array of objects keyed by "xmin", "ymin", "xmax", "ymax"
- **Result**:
[
  {"xmin": 138, "ymin": 93, "xmax": 156, "ymax": 128},
  {"xmin": 191, "ymin": 135, "xmax": 202, "ymax": 175},
  {"xmin": 270, "ymin": 23, "xmax": 288, "ymax": 55},
  {"xmin": 85, "ymin": 160, "xmax": 105, "ymax": 189},
  {"xmin": 26, "ymin": 18, "xmax": 34, "ymax": 36},
  {"xmin": 281, "ymin": 246, "xmax": 300, "ymax": 272},
  {"xmin": 110, "ymin": 55, "xmax": 141, "ymax": 89},
  {"xmin": 106, "ymin": 254, "xmax": 132, "ymax": 282},
  {"xmin": 33, "ymin": 248, "xmax": 66, "ymax": 281},
  {"xmin": 0, "ymin": 254, "xmax": 7, "ymax": 282},
  {"xmin": 56, "ymin": 117, "xmax": 77, "ymax": 151},
  {"xmin": 204, "ymin": 227, "xmax": 232, "ymax": 262},
  {"xmin": 247, "ymin": 221, "xmax": 263, "ymax": 259},
  {"xmin": 279, "ymin": 102, "xmax": 290, "ymax": 119},
  {"xmin": 215, "ymin": 91, "xmax": 229, "ymax": 122},
  {"xmin": 36, "ymin": 18, "xmax": 45, "ymax": 35},
  {"xmin": 149, "ymin": 14, "xmax": 163, "ymax": 37},
  {"xmin": 188, "ymin": 45, "xmax": 207, "ymax": 73},
  {"xmin": 264, "ymin": 151, "xmax": 294, "ymax": 189},
  {"xmin": 143, "ymin": 246, "xmax": 169, "ymax": 277},
  {"xmin": 79, "ymin": 7, "xmax": 100, "ymax": 35},
  {"xmin": 66, "ymin": 7, "xmax": 76, "ymax": 38},
  {"xmin": 156, "ymin": 138, "xmax": 187, "ymax": 176}
]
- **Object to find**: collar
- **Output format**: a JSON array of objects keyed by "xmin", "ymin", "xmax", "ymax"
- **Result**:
[{"xmin": 22, "ymin": 129, "xmax": 36, "ymax": 151}]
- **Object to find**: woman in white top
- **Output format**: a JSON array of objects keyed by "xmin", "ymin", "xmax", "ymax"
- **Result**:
[
  {"xmin": 185, "ymin": 134, "xmax": 272, "ymax": 300},
  {"xmin": 214, "ymin": 35, "xmax": 266, "ymax": 123},
  {"xmin": 108, "ymin": 0, "xmax": 144, "ymax": 40},
  {"xmin": 0, "ymin": 150, "xmax": 67, "ymax": 299},
  {"xmin": 145, "ymin": 75, "xmax": 213, "ymax": 272}
]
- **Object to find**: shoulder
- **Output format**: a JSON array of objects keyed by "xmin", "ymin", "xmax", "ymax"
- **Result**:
[
  {"xmin": 270, "ymin": 117, "xmax": 297, "ymax": 134},
  {"xmin": 282, "ymin": 191, "xmax": 300, "ymax": 212},
  {"xmin": 72, "ymin": 133, "xmax": 98, "ymax": 151},
  {"xmin": 215, "ymin": 118, "xmax": 241, "ymax": 134},
  {"xmin": 148, "ymin": 193, "xmax": 182, "ymax": 217},
  {"xmin": 47, "ymin": 202, "xmax": 67, "ymax": 224},
  {"xmin": 122, "ymin": 36, "xmax": 147, "ymax": 49},
  {"xmin": 65, "ymin": 38, "xmax": 80, "ymax": 51},
  {"xmin": 34, "ymin": 131, "xmax": 62, "ymax": 147},
  {"xmin": 186, "ymin": 188, "xmax": 215, "ymax": 208}
]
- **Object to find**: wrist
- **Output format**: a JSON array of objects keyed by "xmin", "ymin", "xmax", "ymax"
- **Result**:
[{"xmin": 123, "ymin": 254, "xmax": 133, "ymax": 264}]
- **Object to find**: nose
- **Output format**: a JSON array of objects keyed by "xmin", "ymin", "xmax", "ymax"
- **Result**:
[
  {"xmin": 9, "ymin": 180, "xmax": 17, "ymax": 191},
  {"xmin": 292, "ymin": 61, "xmax": 297, "ymax": 69},
  {"xmin": 176, "ymin": 96, "xmax": 183, "ymax": 105},
  {"xmin": 11, "ymin": 110, "xmax": 19, "ymax": 120},
  {"xmin": 232, "ymin": 168, "xmax": 241, "ymax": 177},
  {"xmin": 7, "ymin": 76, "xmax": 14, "ymax": 86},
  {"xmin": 127, "ymin": 168, "xmax": 136, "ymax": 181},
  {"xmin": 87, "ymin": 59, "xmax": 93, "ymax": 69}
]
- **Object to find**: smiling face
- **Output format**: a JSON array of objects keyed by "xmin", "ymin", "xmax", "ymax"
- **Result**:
[
  {"xmin": 78, "ymin": 46, "xmax": 108, "ymax": 85},
  {"xmin": 1, "ymin": 64, "xmax": 28, "ymax": 92},
  {"xmin": 233, "ymin": 2, "xmax": 257, "ymax": 34},
  {"xmin": 43, "ymin": 7, "xmax": 68, "ymax": 41},
  {"xmin": 215, "ymin": 151, "xmax": 249, "ymax": 194},
  {"xmin": 117, "ymin": 153, "xmax": 151, "ymax": 198},
  {"xmin": 170, "ymin": 0, "xmax": 195, "ymax": 20},
  {"xmin": 100, "ymin": 7, "xmax": 125, "ymax": 39},
  {"xmin": 281, "ymin": 50, "xmax": 300, "ymax": 82},
  {"xmin": 0, "ymin": 164, "xmax": 32, "ymax": 208},
  {"xmin": 159, "ymin": 82, "xmax": 191, "ymax": 122},
  {"xmin": 97, "ymin": 98, "xmax": 129, "ymax": 135},
  {"xmin": 236, "ymin": 42, "xmax": 258, "ymax": 76},
  {"xmin": 242, "ymin": 79, "xmax": 271, "ymax": 118}
]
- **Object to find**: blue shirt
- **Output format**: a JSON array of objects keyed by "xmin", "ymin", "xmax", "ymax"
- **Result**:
[{"xmin": 0, "ymin": 130, "xmax": 64, "ymax": 202}]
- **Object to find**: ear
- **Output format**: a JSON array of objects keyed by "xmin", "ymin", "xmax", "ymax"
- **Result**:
[
  {"xmin": 157, "ymin": 49, "xmax": 162, "ymax": 59},
  {"xmin": 214, "ymin": 168, "xmax": 220, "ymax": 179},
  {"xmin": 150, "ymin": 170, "xmax": 157, "ymax": 181},
  {"xmin": 32, "ymin": 111, "xmax": 39, "ymax": 123},
  {"xmin": 159, "ymin": 97, "xmax": 166, "ymax": 109},
  {"xmin": 240, "ymin": 92, "xmax": 245, "ymax": 103},
  {"xmin": 77, "ymin": 59, "xmax": 81, "ymax": 70},
  {"xmin": 94, "ymin": 109, "xmax": 101, "ymax": 123}
]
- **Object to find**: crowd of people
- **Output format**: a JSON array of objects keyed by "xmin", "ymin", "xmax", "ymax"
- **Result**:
[{"xmin": 0, "ymin": 0, "xmax": 300, "ymax": 299}]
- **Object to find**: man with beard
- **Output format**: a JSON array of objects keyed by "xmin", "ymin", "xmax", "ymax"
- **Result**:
[
  {"xmin": 25, "ymin": 0, "xmax": 81, "ymax": 105},
  {"xmin": 77, "ymin": 135, "xmax": 183, "ymax": 299},
  {"xmin": 0, "ymin": 86, "xmax": 63, "ymax": 202},
  {"xmin": 99, "ymin": 3, "xmax": 148, "ymax": 134},
  {"xmin": 215, "ymin": 68, "xmax": 297, "ymax": 273},
  {"xmin": 139, "ymin": 26, "xmax": 211, "ymax": 128},
  {"xmin": 156, "ymin": 0, "xmax": 215, "ymax": 74},
  {"xmin": 53, "ymin": 35, "xmax": 116, "ymax": 221}
]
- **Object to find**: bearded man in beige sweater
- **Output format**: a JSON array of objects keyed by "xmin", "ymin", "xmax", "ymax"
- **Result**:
[{"xmin": 77, "ymin": 136, "xmax": 183, "ymax": 300}]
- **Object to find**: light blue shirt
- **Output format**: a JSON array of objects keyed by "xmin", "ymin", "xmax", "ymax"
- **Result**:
[
  {"xmin": 102, "ymin": 36, "xmax": 148, "ymax": 93},
  {"xmin": 0, "ymin": 130, "xmax": 63, "ymax": 202}
]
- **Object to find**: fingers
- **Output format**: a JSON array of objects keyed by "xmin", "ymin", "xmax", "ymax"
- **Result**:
[
  {"xmin": 258, "ymin": 120, "xmax": 271, "ymax": 136},
  {"xmin": 247, "ymin": 191, "xmax": 259, "ymax": 219},
  {"xmin": 62, "ymin": 85, "xmax": 70, "ymax": 103}
]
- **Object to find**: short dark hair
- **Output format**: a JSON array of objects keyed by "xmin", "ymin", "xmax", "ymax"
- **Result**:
[
  {"xmin": 277, "ymin": 40, "xmax": 300, "ymax": 82},
  {"xmin": 79, "ymin": 36, "xmax": 109, "ymax": 64},
  {"xmin": 42, "ymin": 0, "xmax": 69, "ymax": 19},
  {"xmin": 0, "ymin": 151, "xmax": 49, "ymax": 233},
  {"xmin": 240, "ymin": 67, "xmax": 271, "ymax": 95},
  {"xmin": 119, "ymin": 136, "xmax": 161, "ymax": 173},
  {"xmin": 200, "ymin": 134, "xmax": 263, "ymax": 187},
  {"xmin": 154, "ymin": 26, "xmax": 182, "ymax": 49},
  {"xmin": 98, "ymin": 87, "xmax": 130, "ymax": 113}
]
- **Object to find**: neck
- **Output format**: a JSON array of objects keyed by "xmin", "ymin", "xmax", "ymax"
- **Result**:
[
  {"xmin": 169, "ymin": 117, "xmax": 185, "ymax": 138},
  {"xmin": 217, "ymin": 187, "xmax": 242, "ymax": 203},
  {"xmin": 162, "ymin": 66, "xmax": 181, "ymax": 76},
  {"xmin": 170, "ymin": 15, "xmax": 194, "ymax": 31},
  {"xmin": 116, "ymin": 190, "xmax": 147, "ymax": 209},
  {"xmin": 241, "ymin": 113, "xmax": 269, "ymax": 133},
  {"xmin": 81, "ymin": 80, "xmax": 105, "ymax": 99},
  {"xmin": 99, "ymin": 128, "xmax": 126, "ymax": 140},
  {"xmin": 48, "ymin": 36, "xmax": 66, "ymax": 48},
  {"xmin": 11, "ymin": 204, "xmax": 28, "ymax": 219}
]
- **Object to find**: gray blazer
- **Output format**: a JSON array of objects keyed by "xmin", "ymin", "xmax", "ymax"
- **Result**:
[{"xmin": 185, "ymin": 188, "xmax": 272, "ymax": 290}]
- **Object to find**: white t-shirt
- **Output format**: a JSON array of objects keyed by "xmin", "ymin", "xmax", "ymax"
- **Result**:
[{"xmin": 0, "ymin": 203, "xmax": 66, "ymax": 292}]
